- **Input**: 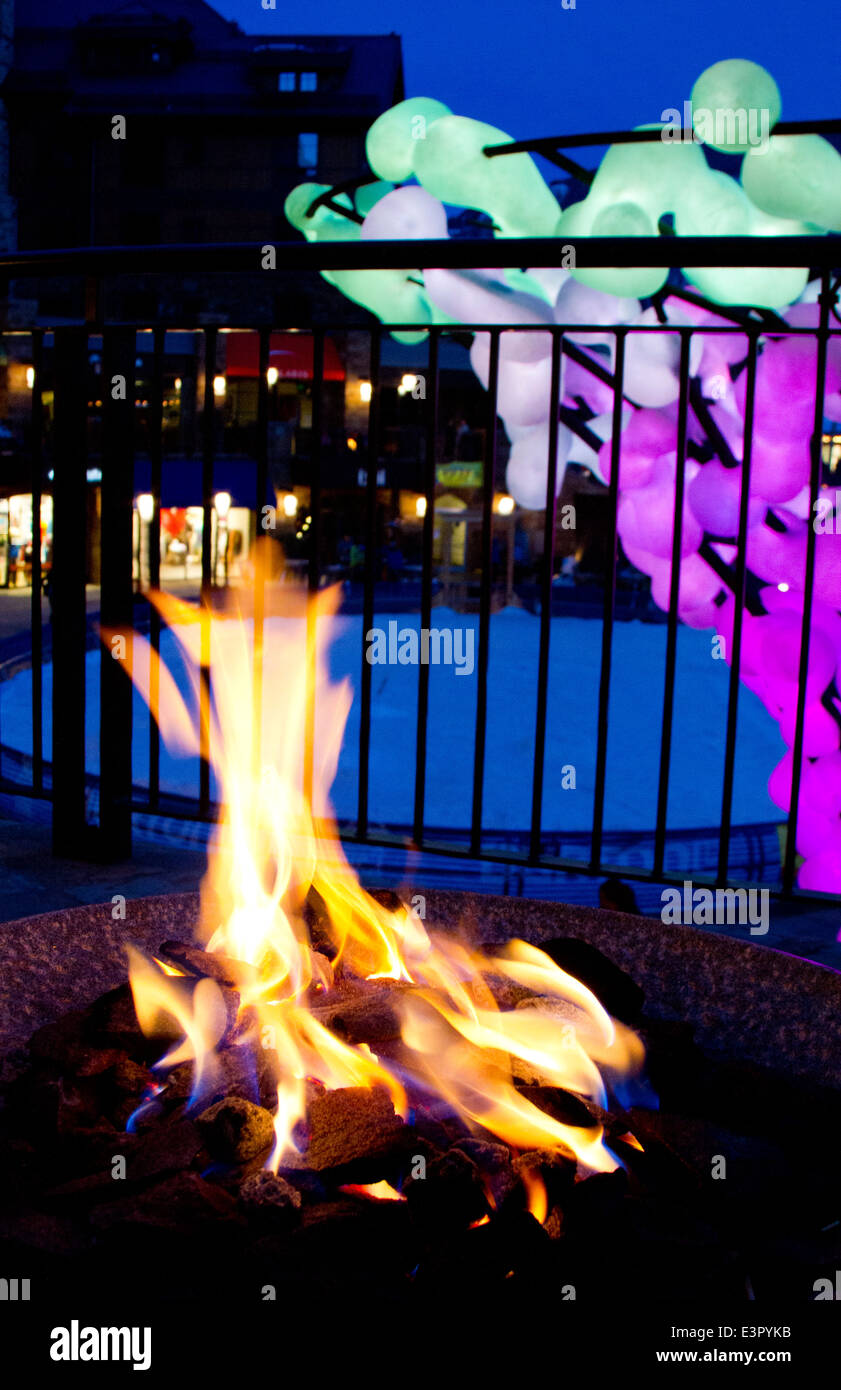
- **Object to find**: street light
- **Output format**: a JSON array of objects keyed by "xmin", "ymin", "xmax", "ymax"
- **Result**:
[
  {"xmin": 416, "ymin": 496, "xmax": 427, "ymax": 518},
  {"xmin": 213, "ymin": 375, "xmax": 226, "ymax": 398},
  {"xmin": 282, "ymin": 493, "xmax": 298, "ymax": 518},
  {"xmin": 359, "ymin": 380, "xmax": 372, "ymax": 403},
  {"xmin": 267, "ymin": 366, "xmax": 279, "ymax": 386}
]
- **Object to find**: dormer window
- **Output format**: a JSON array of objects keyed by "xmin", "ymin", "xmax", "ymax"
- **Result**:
[{"xmin": 277, "ymin": 70, "xmax": 318, "ymax": 92}]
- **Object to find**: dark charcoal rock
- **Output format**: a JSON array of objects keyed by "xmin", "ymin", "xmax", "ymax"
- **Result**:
[
  {"xmin": 131, "ymin": 1116, "xmax": 207, "ymax": 1180},
  {"xmin": 305, "ymin": 1085, "xmax": 405, "ymax": 1178},
  {"xmin": 540, "ymin": 937, "xmax": 644, "ymax": 1023},
  {"xmin": 89, "ymin": 1171, "xmax": 240, "ymax": 1233},
  {"xmin": 28, "ymin": 1011, "xmax": 90, "ymax": 1069},
  {"xmin": 83, "ymin": 983, "xmax": 179, "ymax": 1058},
  {"xmin": 517, "ymin": 1084, "xmax": 598, "ymax": 1131},
  {"xmin": 451, "ymin": 1138, "xmax": 518, "ymax": 1207},
  {"xmin": 270, "ymin": 1195, "xmax": 415, "ymax": 1289},
  {"xmin": 513, "ymin": 1148, "xmax": 577, "ymax": 1208},
  {"xmin": 413, "ymin": 1208, "xmax": 552, "ymax": 1291},
  {"xmin": 162, "ymin": 1043, "xmax": 277, "ymax": 1111},
  {"xmin": 563, "ymin": 1168, "xmax": 630, "ymax": 1240},
  {"xmin": 404, "ymin": 1147, "xmax": 489, "ymax": 1233},
  {"xmin": 238, "ymin": 1171, "xmax": 302, "ymax": 1231},
  {"xmin": 311, "ymin": 979, "xmax": 407, "ymax": 1046},
  {"xmin": 196, "ymin": 1096, "xmax": 274, "ymax": 1162},
  {"xmin": 57, "ymin": 1123, "xmax": 135, "ymax": 1178}
]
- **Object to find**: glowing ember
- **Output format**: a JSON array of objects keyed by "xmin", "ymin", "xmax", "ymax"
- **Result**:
[{"xmin": 111, "ymin": 554, "xmax": 645, "ymax": 1178}]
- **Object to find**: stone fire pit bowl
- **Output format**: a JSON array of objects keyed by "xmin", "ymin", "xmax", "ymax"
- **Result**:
[{"xmin": 1, "ymin": 889, "xmax": 839, "ymax": 1089}]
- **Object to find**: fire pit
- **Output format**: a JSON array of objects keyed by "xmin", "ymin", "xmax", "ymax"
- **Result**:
[
  {"xmin": 2, "ymin": 886, "xmax": 840, "ymax": 1309},
  {"xmin": 2, "ymin": 576, "xmax": 840, "ymax": 1312}
]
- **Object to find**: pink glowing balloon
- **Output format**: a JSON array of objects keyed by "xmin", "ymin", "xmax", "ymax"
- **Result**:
[
  {"xmin": 687, "ymin": 459, "xmax": 764, "ymax": 536},
  {"xmin": 750, "ymin": 434, "xmax": 810, "ymax": 504},
  {"xmin": 647, "ymin": 551, "xmax": 724, "ymax": 620},
  {"xmin": 760, "ymin": 612, "xmax": 836, "ymax": 700},
  {"xmin": 618, "ymin": 455, "xmax": 704, "ymax": 559},
  {"xmin": 599, "ymin": 408, "xmax": 678, "ymax": 488},
  {"xmin": 745, "ymin": 515, "xmax": 806, "ymax": 585},
  {"xmin": 812, "ymin": 530, "xmax": 841, "ymax": 608}
]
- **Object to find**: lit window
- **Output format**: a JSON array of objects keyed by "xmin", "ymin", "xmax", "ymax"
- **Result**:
[
  {"xmin": 278, "ymin": 71, "xmax": 295, "ymax": 92},
  {"xmin": 297, "ymin": 132, "xmax": 318, "ymax": 170},
  {"xmin": 300, "ymin": 72, "xmax": 317, "ymax": 91}
]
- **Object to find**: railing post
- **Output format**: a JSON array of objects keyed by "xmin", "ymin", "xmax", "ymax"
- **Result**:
[
  {"xmin": 98, "ymin": 325, "xmax": 135, "ymax": 860},
  {"xmin": 51, "ymin": 327, "xmax": 89, "ymax": 856}
]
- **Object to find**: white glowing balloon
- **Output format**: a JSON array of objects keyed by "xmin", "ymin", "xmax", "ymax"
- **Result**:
[
  {"xmin": 554, "ymin": 279, "xmax": 640, "ymax": 344},
  {"xmin": 471, "ymin": 334, "xmax": 555, "ymax": 428},
  {"xmin": 621, "ymin": 310, "xmax": 683, "ymax": 407},
  {"xmin": 505, "ymin": 424, "xmax": 572, "ymax": 510},
  {"xmin": 361, "ymin": 185, "xmax": 449, "ymax": 241},
  {"xmin": 423, "ymin": 267, "xmax": 553, "ymax": 327}
]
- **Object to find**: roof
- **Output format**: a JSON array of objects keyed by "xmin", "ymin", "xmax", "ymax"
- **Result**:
[{"xmin": 8, "ymin": 1, "xmax": 404, "ymax": 112}]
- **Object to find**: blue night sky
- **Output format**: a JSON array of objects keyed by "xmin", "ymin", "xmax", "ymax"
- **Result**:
[{"xmin": 214, "ymin": 0, "xmax": 839, "ymax": 141}]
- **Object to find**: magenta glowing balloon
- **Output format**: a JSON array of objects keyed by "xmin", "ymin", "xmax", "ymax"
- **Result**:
[
  {"xmin": 778, "ymin": 701, "xmax": 841, "ymax": 757},
  {"xmin": 760, "ymin": 611, "xmax": 836, "ymax": 700},
  {"xmin": 812, "ymin": 530, "xmax": 841, "ymax": 608},
  {"xmin": 648, "ymin": 551, "xmax": 724, "ymax": 618},
  {"xmin": 618, "ymin": 455, "xmax": 704, "ymax": 559},
  {"xmin": 799, "ymin": 852, "xmax": 841, "ymax": 896},
  {"xmin": 745, "ymin": 515, "xmax": 807, "ymax": 585},
  {"xmin": 687, "ymin": 459, "xmax": 765, "ymax": 536},
  {"xmin": 599, "ymin": 408, "xmax": 677, "ymax": 488}
]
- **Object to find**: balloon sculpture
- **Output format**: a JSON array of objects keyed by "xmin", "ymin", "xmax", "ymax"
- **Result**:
[{"xmin": 285, "ymin": 59, "xmax": 841, "ymax": 897}]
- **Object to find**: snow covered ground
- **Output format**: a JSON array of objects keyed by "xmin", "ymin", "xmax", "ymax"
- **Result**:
[{"xmin": 0, "ymin": 607, "xmax": 785, "ymax": 837}]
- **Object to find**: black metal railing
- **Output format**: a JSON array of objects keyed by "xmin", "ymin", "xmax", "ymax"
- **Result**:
[{"xmin": 0, "ymin": 238, "xmax": 838, "ymax": 900}]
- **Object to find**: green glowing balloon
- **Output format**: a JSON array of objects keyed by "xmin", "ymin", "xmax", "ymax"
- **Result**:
[
  {"xmin": 741, "ymin": 135, "xmax": 841, "ymax": 231},
  {"xmin": 284, "ymin": 184, "xmax": 361, "ymax": 243},
  {"xmin": 682, "ymin": 264, "xmax": 809, "ymax": 310},
  {"xmin": 556, "ymin": 198, "xmax": 668, "ymax": 298},
  {"xmin": 674, "ymin": 170, "xmax": 752, "ymax": 236},
  {"xmin": 591, "ymin": 201, "xmax": 655, "ymax": 238},
  {"xmin": 591, "ymin": 125, "xmax": 708, "ymax": 223},
  {"xmin": 329, "ymin": 269, "xmax": 433, "ymax": 342},
  {"xmin": 690, "ymin": 59, "xmax": 781, "ymax": 155},
  {"xmin": 412, "ymin": 115, "xmax": 561, "ymax": 236},
  {"xmin": 365, "ymin": 97, "xmax": 452, "ymax": 183}
]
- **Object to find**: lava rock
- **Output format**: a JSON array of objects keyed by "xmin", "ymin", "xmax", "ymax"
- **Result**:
[
  {"xmin": 89, "ymin": 1171, "xmax": 239, "ymax": 1234},
  {"xmin": 196, "ymin": 1096, "xmax": 275, "ymax": 1163},
  {"xmin": 305, "ymin": 1085, "xmax": 405, "ymax": 1178},
  {"xmin": 238, "ymin": 1171, "xmax": 302, "ymax": 1231},
  {"xmin": 157, "ymin": 940, "xmax": 257, "ymax": 990},
  {"xmin": 404, "ymin": 1147, "xmax": 489, "ymax": 1233},
  {"xmin": 28, "ymin": 1010, "xmax": 90, "ymax": 1070}
]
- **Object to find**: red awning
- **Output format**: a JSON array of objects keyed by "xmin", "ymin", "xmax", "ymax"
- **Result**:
[{"xmin": 224, "ymin": 332, "xmax": 345, "ymax": 381}]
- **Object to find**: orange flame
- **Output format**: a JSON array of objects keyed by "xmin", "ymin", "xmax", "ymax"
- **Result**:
[{"xmin": 116, "ymin": 548, "xmax": 645, "ymax": 1173}]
